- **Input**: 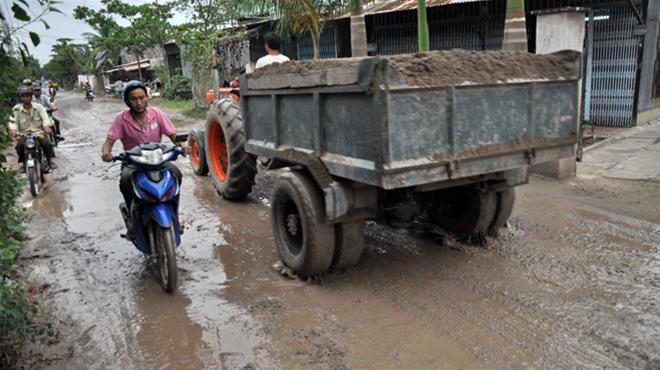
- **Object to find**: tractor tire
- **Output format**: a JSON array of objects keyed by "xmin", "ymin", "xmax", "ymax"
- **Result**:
[
  {"xmin": 428, "ymin": 186, "xmax": 497, "ymax": 243},
  {"xmin": 271, "ymin": 171, "xmax": 335, "ymax": 278},
  {"xmin": 488, "ymin": 188, "xmax": 516, "ymax": 237},
  {"xmin": 188, "ymin": 129, "xmax": 208, "ymax": 176},
  {"xmin": 205, "ymin": 99, "xmax": 256, "ymax": 201}
]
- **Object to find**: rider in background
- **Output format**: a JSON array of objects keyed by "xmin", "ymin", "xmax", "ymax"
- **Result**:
[
  {"xmin": 33, "ymin": 84, "xmax": 64, "ymax": 142},
  {"xmin": 100, "ymin": 81, "xmax": 186, "ymax": 233},
  {"xmin": 84, "ymin": 81, "xmax": 93, "ymax": 98},
  {"xmin": 8, "ymin": 85, "xmax": 57, "ymax": 171}
]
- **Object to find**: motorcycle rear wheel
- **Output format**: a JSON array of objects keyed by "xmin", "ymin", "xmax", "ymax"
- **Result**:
[{"xmin": 153, "ymin": 224, "xmax": 177, "ymax": 293}]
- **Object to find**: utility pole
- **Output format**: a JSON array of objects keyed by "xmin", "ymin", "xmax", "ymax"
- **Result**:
[
  {"xmin": 502, "ymin": 0, "xmax": 528, "ymax": 51},
  {"xmin": 350, "ymin": 0, "xmax": 368, "ymax": 57},
  {"xmin": 417, "ymin": 0, "xmax": 430, "ymax": 52}
]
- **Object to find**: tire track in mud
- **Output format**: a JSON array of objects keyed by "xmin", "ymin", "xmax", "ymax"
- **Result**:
[
  {"xmin": 353, "ymin": 229, "xmax": 611, "ymax": 369},
  {"xmin": 493, "ymin": 184, "xmax": 660, "ymax": 369}
]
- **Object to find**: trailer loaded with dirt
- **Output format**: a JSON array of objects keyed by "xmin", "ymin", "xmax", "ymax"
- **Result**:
[{"xmin": 197, "ymin": 49, "xmax": 582, "ymax": 278}]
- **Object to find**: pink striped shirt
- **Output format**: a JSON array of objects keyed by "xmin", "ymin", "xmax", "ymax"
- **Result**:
[{"xmin": 107, "ymin": 107, "xmax": 176, "ymax": 150}]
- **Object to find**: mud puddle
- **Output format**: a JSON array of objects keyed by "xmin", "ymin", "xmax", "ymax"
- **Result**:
[{"xmin": 16, "ymin": 92, "xmax": 660, "ymax": 369}]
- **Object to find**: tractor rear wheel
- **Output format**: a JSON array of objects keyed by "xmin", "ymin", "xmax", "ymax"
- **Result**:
[{"xmin": 205, "ymin": 99, "xmax": 256, "ymax": 200}]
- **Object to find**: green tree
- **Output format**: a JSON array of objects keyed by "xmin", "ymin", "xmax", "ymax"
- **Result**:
[
  {"xmin": 0, "ymin": 3, "xmax": 59, "ymax": 367},
  {"xmin": 76, "ymin": 0, "xmax": 175, "ymax": 82},
  {"xmin": 236, "ymin": 0, "xmax": 348, "ymax": 60},
  {"xmin": 0, "ymin": 0, "xmax": 63, "ymax": 59},
  {"xmin": 42, "ymin": 39, "xmax": 91, "ymax": 88},
  {"xmin": 174, "ymin": 0, "xmax": 233, "ymax": 34},
  {"xmin": 74, "ymin": 5, "xmax": 124, "ymax": 91}
]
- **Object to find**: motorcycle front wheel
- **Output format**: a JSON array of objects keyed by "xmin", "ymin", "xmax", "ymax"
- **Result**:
[
  {"xmin": 152, "ymin": 224, "xmax": 177, "ymax": 293},
  {"xmin": 27, "ymin": 165, "xmax": 40, "ymax": 197},
  {"xmin": 27, "ymin": 155, "xmax": 41, "ymax": 197}
]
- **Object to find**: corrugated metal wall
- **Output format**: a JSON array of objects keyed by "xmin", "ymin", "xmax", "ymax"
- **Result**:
[
  {"xmin": 527, "ymin": 0, "xmax": 645, "ymax": 127},
  {"xmin": 367, "ymin": 0, "xmax": 506, "ymax": 55}
]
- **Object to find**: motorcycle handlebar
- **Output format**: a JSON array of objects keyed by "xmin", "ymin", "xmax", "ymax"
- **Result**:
[{"xmin": 111, "ymin": 146, "xmax": 184, "ymax": 163}]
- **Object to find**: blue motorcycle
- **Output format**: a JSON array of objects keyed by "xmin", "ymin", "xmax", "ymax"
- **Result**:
[{"xmin": 113, "ymin": 142, "xmax": 184, "ymax": 293}]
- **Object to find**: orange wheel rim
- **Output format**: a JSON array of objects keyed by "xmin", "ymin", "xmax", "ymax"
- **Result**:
[
  {"xmin": 208, "ymin": 120, "xmax": 228, "ymax": 181},
  {"xmin": 191, "ymin": 138, "xmax": 200, "ymax": 167}
]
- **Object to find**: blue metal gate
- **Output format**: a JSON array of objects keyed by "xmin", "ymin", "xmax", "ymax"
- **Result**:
[
  {"xmin": 297, "ymin": 24, "xmax": 337, "ymax": 60},
  {"xmin": 527, "ymin": 0, "xmax": 645, "ymax": 127},
  {"xmin": 589, "ymin": 5, "xmax": 643, "ymax": 127}
]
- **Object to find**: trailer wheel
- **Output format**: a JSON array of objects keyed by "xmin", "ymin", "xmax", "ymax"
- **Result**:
[
  {"xmin": 188, "ymin": 129, "xmax": 208, "ymax": 176},
  {"xmin": 488, "ymin": 188, "xmax": 516, "ymax": 237},
  {"xmin": 271, "ymin": 171, "xmax": 335, "ymax": 278},
  {"xmin": 428, "ymin": 187, "xmax": 497, "ymax": 243},
  {"xmin": 331, "ymin": 221, "xmax": 365, "ymax": 271},
  {"xmin": 205, "ymin": 99, "xmax": 256, "ymax": 200}
]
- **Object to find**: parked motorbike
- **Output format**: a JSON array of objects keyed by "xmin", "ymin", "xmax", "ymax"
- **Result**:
[
  {"xmin": 18, "ymin": 132, "xmax": 50, "ymax": 197},
  {"xmin": 112, "ymin": 142, "xmax": 184, "ymax": 293}
]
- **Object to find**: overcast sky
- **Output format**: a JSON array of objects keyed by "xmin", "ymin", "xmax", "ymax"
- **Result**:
[{"xmin": 4, "ymin": 0, "xmax": 187, "ymax": 65}]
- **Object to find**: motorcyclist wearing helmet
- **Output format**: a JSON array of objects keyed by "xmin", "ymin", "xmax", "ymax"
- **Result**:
[
  {"xmin": 33, "ymin": 84, "xmax": 64, "ymax": 142},
  {"xmin": 84, "ymin": 81, "xmax": 93, "ymax": 99},
  {"xmin": 101, "ymin": 81, "xmax": 186, "ymax": 232},
  {"xmin": 8, "ymin": 84, "xmax": 57, "ymax": 171}
]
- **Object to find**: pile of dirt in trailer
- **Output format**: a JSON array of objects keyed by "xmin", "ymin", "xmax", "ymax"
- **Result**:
[
  {"xmin": 248, "ymin": 57, "xmax": 366, "ymax": 79},
  {"xmin": 247, "ymin": 50, "xmax": 581, "ymax": 87},
  {"xmin": 388, "ymin": 49, "xmax": 580, "ymax": 87}
]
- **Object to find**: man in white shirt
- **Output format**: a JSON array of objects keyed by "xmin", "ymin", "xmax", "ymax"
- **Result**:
[{"xmin": 255, "ymin": 32, "xmax": 290, "ymax": 69}]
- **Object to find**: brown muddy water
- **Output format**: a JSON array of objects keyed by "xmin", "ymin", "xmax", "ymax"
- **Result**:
[{"xmin": 12, "ymin": 92, "xmax": 660, "ymax": 369}]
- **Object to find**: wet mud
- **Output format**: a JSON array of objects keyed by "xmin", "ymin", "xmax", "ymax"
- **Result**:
[{"xmin": 14, "ymin": 92, "xmax": 660, "ymax": 369}]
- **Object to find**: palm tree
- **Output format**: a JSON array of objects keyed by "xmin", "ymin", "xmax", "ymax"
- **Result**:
[{"xmin": 236, "ymin": 0, "xmax": 321, "ymax": 59}]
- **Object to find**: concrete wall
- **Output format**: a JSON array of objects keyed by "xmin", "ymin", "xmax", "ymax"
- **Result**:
[
  {"xmin": 535, "ymin": 12, "xmax": 586, "ymax": 52},
  {"xmin": 533, "ymin": 10, "xmax": 585, "ymax": 180},
  {"xmin": 637, "ymin": 0, "xmax": 660, "ymax": 113}
]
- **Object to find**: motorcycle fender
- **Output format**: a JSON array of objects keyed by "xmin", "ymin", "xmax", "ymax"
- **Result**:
[{"xmin": 145, "ymin": 203, "xmax": 175, "ymax": 228}]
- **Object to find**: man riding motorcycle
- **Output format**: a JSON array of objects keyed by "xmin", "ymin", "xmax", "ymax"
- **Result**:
[
  {"xmin": 33, "ymin": 84, "xmax": 64, "ymax": 142},
  {"xmin": 8, "ymin": 85, "xmax": 57, "ymax": 171},
  {"xmin": 84, "ymin": 81, "xmax": 94, "ymax": 100},
  {"xmin": 101, "ymin": 80, "xmax": 186, "ymax": 236}
]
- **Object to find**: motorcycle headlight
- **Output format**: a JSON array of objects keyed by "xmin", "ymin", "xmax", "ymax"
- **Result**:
[
  {"xmin": 25, "ymin": 140, "xmax": 36, "ymax": 149},
  {"xmin": 130, "ymin": 148, "xmax": 174, "ymax": 166}
]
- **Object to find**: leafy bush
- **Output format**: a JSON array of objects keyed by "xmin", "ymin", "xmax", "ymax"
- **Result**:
[
  {"xmin": 0, "ymin": 53, "xmax": 47, "ymax": 368},
  {"xmin": 164, "ymin": 73, "xmax": 193, "ymax": 100}
]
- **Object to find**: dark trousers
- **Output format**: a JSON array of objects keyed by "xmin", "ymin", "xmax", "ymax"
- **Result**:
[
  {"xmin": 15, "ymin": 135, "xmax": 55, "ymax": 163},
  {"xmin": 120, "ymin": 163, "xmax": 182, "ymax": 210},
  {"xmin": 51, "ymin": 115, "xmax": 61, "ymax": 135}
]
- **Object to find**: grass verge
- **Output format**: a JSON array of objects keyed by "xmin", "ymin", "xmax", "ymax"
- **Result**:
[{"xmin": 149, "ymin": 98, "xmax": 208, "ymax": 121}]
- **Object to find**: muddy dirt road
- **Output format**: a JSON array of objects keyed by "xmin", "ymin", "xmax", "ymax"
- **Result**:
[{"xmin": 14, "ymin": 92, "xmax": 660, "ymax": 369}]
